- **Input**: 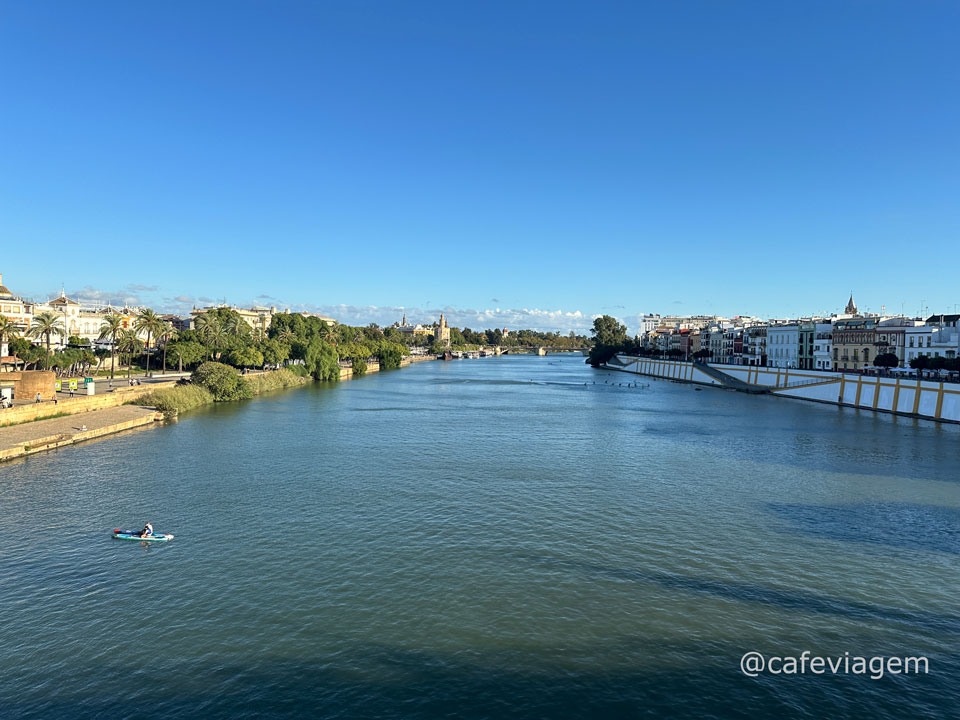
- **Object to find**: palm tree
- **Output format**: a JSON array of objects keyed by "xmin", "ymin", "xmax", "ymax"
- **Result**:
[
  {"xmin": 194, "ymin": 313, "xmax": 222, "ymax": 359},
  {"xmin": 320, "ymin": 321, "xmax": 335, "ymax": 345},
  {"xmin": 116, "ymin": 330, "xmax": 143, "ymax": 380},
  {"xmin": 0, "ymin": 315, "xmax": 21, "ymax": 353},
  {"xmin": 134, "ymin": 309, "xmax": 165, "ymax": 376},
  {"xmin": 277, "ymin": 329, "xmax": 295, "ymax": 344},
  {"xmin": 98, "ymin": 313, "xmax": 125, "ymax": 380},
  {"xmin": 158, "ymin": 324, "xmax": 177, "ymax": 374},
  {"xmin": 205, "ymin": 325, "xmax": 227, "ymax": 360},
  {"xmin": 224, "ymin": 313, "xmax": 250, "ymax": 338},
  {"xmin": 27, "ymin": 312, "xmax": 65, "ymax": 367}
]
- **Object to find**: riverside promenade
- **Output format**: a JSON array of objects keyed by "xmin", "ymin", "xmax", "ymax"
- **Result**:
[
  {"xmin": 0, "ymin": 355, "xmax": 459, "ymax": 463},
  {"xmin": 0, "ymin": 405, "xmax": 161, "ymax": 462}
]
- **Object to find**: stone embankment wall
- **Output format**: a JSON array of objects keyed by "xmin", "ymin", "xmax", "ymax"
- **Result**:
[
  {"xmin": 0, "ymin": 406, "xmax": 163, "ymax": 462},
  {"xmin": 2, "ymin": 371, "xmax": 58, "ymax": 400},
  {"xmin": 606, "ymin": 356, "xmax": 960, "ymax": 424},
  {"xmin": 0, "ymin": 381, "xmax": 178, "ymax": 427},
  {"xmin": 337, "ymin": 355, "xmax": 439, "ymax": 379}
]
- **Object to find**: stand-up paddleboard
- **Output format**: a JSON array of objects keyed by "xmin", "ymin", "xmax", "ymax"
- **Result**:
[{"xmin": 112, "ymin": 529, "xmax": 174, "ymax": 542}]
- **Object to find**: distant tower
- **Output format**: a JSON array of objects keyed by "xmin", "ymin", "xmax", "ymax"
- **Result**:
[
  {"xmin": 845, "ymin": 293, "xmax": 858, "ymax": 315},
  {"xmin": 437, "ymin": 313, "xmax": 451, "ymax": 347},
  {"xmin": 402, "ymin": 313, "xmax": 407, "ymax": 326}
]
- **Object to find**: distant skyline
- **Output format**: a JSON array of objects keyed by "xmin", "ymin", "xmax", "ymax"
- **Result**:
[
  {"xmin": 6, "ymin": 274, "xmax": 953, "ymax": 338},
  {"xmin": 2, "ymin": 2, "xmax": 958, "ymax": 333}
]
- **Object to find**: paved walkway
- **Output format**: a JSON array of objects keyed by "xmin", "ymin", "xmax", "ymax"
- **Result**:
[{"xmin": 0, "ymin": 405, "xmax": 157, "ymax": 452}]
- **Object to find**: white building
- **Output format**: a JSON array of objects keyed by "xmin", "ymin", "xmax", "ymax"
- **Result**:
[
  {"xmin": 637, "ymin": 314, "xmax": 661, "ymax": 340},
  {"xmin": 905, "ymin": 321, "xmax": 959, "ymax": 365},
  {"xmin": 812, "ymin": 323, "xmax": 833, "ymax": 370},
  {"xmin": 767, "ymin": 324, "xmax": 800, "ymax": 369},
  {"xmin": 743, "ymin": 326, "xmax": 767, "ymax": 366}
]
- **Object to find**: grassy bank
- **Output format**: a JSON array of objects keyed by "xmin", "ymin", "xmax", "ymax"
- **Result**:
[
  {"xmin": 243, "ymin": 368, "xmax": 310, "ymax": 394},
  {"xmin": 135, "ymin": 385, "xmax": 214, "ymax": 419},
  {"xmin": 135, "ymin": 367, "xmax": 310, "ymax": 419}
]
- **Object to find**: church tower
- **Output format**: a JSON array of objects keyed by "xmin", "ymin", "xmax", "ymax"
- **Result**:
[{"xmin": 845, "ymin": 293, "xmax": 858, "ymax": 315}]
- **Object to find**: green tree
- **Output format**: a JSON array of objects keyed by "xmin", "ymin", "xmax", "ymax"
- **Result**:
[
  {"xmin": 27, "ymin": 312, "xmax": 65, "ymax": 366},
  {"xmin": 116, "ymin": 329, "xmax": 143, "ymax": 379},
  {"xmin": 874, "ymin": 352, "xmax": 899, "ymax": 368},
  {"xmin": 224, "ymin": 312, "xmax": 251, "ymax": 339},
  {"xmin": 587, "ymin": 315, "xmax": 628, "ymax": 367},
  {"xmin": 165, "ymin": 340, "xmax": 206, "ymax": 372},
  {"xmin": 192, "ymin": 361, "xmax": 253, "ymax": 401},
  {"xmin": 134, "ymin": 308, "xmax": 165, "ymax": 375},
  {"xmin": 303, "ymin": 339, "xmax": 340, "ymax": 381},
  {"xmin": 320, "ymin": 321, "xmax": 336, "ymax": 344},
  {"xmin": 260, "ymin": 338, "xmax": 290, "ymax": 366},
  {"xmin": 226, "ymin": 345, "xmax": 264, "ymax": 368},
  {"xmin": 158, "ymin": 324, "xmax": 177, "ymax": 374},
  {"xmin": 197, "ymin": 315, "xmax": 228, "ymax": 360},
  {"xmin": 98, "ymin": 313, "xmax": 125, "ymax": 380},
  {"xmin": 377, "ymin": 343, "xmax": 407, "ymax": 370},
  {"xmin": 0, "ymin": 315, "xmax": 21, "ymax": 351},
  {"xmin": 592, "ymin": 315, "xmax": 627, "ymax": 347},
  {"xmin": 8, "ymin": 337, "xmax": 43, "ymax": 369}
]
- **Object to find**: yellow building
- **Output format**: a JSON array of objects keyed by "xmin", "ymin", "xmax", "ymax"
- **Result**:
[
  {"xmin": 397, "ymin": 314, "xmax": 432, "ymax": 336},
  {"xmin": 833, "ymin": 317, "xmax": 877, "ymax": 371}
]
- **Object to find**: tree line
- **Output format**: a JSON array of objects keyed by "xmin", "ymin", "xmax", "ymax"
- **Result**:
[{"xmin": 1, "ymin": 308, "xmax": 594, "ymax": 380}]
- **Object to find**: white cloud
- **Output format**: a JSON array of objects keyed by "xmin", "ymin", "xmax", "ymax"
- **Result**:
[
  {"xmin": 277, "ymin": 303, "xmax": 599, "ymax": 333},
  {"xmin": 60, "ymin": 285, "xmax": 144, "ymax": 308}
]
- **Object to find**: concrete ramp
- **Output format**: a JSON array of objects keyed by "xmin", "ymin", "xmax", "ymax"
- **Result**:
[{"xmin": 693, "ymin": 363, "xmax": 769, "ymax": 393}]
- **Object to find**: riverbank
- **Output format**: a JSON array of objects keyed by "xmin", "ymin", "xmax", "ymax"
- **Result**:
[
  {"xmin": 0, "ymin": 405, "xmax": 162, "ymax": 462},
  {"xmin": 0, "ymin": 381, "xmax": 178, "ymax": 428},
  {"xmin": 0, "ymin": 356, "xmax": 450, "ymax": 463},
  {"xmin": 603, "ymin": 355, "xmax": 960, "ymax": 424}
]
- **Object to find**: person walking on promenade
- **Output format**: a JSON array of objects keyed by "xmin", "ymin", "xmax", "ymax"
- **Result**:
[
  {"xmin": 69, "ymin": 387, "xmax": 74, "ymax": 398},
  {"xmin": 35, "ymin": 392, "xmax": 41, "ymax": 404}
]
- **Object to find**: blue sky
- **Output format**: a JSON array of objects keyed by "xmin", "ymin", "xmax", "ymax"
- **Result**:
[{"xmin": 2, "ymin": 1, "xmax": 958, "ymax": 333}]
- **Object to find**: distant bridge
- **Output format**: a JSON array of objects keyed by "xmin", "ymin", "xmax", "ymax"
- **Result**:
[{"xmin": 500, "ymin": 346, "xmax": 591, "ymax": 356}]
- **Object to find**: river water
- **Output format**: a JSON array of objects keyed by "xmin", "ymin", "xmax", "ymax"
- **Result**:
[{"xmin": 1, "ymin": 354, "xmax": 958, "ymax": 719}]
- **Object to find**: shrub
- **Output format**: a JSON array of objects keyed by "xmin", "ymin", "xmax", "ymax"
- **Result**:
[
  {"xmin": 191, "ymin": 362, "xmax": 253, "ymax": 401},
  {"xmin": 284, "ymin": 364, "xmax": 309, "ymax": 378},
  {"xmin": 351, "ymin": 358, "xmax": 367, "ymax": 376}
]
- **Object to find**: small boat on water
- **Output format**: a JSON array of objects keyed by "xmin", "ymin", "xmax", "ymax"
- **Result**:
[{"xmin": 112, "ymin": 529, "xmax": 174, "ymax": 542}]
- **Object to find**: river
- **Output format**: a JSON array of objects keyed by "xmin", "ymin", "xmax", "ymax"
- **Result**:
[{"xmin": 1, "ymin": 354, "xmax": 957, "ymax": 719}]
